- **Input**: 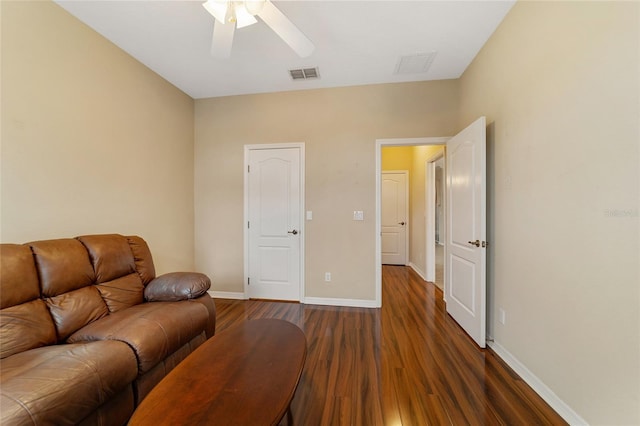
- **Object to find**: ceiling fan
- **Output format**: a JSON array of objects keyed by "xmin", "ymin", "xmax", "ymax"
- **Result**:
[{"xmin": 202, "ymin": 0, "xmax": 315, "ymax": 58}]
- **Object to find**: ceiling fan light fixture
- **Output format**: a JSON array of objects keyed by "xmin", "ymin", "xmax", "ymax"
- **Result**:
[
  {"xmin": 203, "ymin": 0, "xmax": 228, "ymax": 24},
  {"xmin": 234, "ymin": 2, "xmax": 258, "ymax": 28},
  {"xmin": 244, "ymin": 0, "xmax": 266, "ymax": 16},
  {"xmin": 207, "ymin": 0, "xmax": 314, "ymax": 59}
]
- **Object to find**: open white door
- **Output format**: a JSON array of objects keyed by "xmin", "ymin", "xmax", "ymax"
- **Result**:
[{"xmin": 445, "ymin": 117, "xmax": 487, "ymax": 348}]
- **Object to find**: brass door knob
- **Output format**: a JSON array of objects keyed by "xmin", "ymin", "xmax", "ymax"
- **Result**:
[{"xmin": 468, "ymin": 240, "xmax": 480, "ymax": 247}]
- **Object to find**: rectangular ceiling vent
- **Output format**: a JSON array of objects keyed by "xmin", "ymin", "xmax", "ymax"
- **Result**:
[
  {"xmin": 394, "ymin": 52, "xmax": 437, "ymax": 75},
  {"xmin": 289, "ymin": 67, "xmax": 320, "ymax": 81}
]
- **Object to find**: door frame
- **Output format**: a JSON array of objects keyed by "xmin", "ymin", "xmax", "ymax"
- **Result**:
[
  {"xmin": 244, "ymin": 143, "xmax": 305, "ymax": 300},
  {"xmin": 425, "ymin": 149, "xmax": 445, "ymax": 287},
  {"xmin": 381, "ymin": 170, "xmax": 409, "ymax": 266},
  {"xmin": 375, "ymin": 137, "xmax": 449, "ymax": 307}
]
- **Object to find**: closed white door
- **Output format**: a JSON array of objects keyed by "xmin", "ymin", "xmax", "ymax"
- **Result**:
[
  {"xmin": 247, "ymin": 147, "xmax": 302, "ymax": 301},
  {"xmin": 381, "ymin": 171, "xmax": 408, "ymax": 265},
  {"xmin": 445, "ymin": 117, "xmax": 487, "ymax": 348}
]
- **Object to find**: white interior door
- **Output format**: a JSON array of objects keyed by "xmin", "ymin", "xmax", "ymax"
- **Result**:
[
  {"xmin": 247, "ymin": 147, "xmax": 302, "ymax": 301},
  {"xmin": 381, "ymin": 171, "xmax": 408, "ymax": 265},
  {"xmin": 445, "ymin": 117, "xmax": 487, "ymax": 348}
]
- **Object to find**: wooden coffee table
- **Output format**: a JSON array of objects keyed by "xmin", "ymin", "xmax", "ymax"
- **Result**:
[{"xmin": 128, "ymin": 319, "xmax": 306, "ymax": 426}]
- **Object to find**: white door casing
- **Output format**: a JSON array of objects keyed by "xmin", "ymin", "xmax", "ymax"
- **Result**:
[
  {"xmin": 425, "ymin": 150, "xmax": 444, "ymax": 284},
  {"xmin": 245, "ymin": 145, "xmax": 304, "ymax": 301},
  {"xmin": 381, "ymin": 171, "xmax": 408, "ymax": 265},
  {"xmin": 445, "ymin": 117, "xmax": 487, "ymax": 348}
]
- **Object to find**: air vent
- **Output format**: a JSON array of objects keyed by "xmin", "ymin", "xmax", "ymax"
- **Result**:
[
  {"xmin": 394, "ymin": 52, "xmax": 437, "ymax": 75},
  {"xmin": 289, "ymin": 67, "xmax": 320, "ymax": 80}
]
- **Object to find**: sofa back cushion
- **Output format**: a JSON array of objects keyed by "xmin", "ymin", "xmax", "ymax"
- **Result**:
[
  {"xmin": 0, "ymin": 300, "xmax": 58, "ymax": 359},
  {"xmin": 126, "ymin": 235, "xmax": 156, "ymax": 285},
  {"xmin": 0, "ymin": 244, "xmax": 41, "ymax": 309},
  {"xmin": 77, "ymin": 234, "xmax": 136, "ymax": 283},
  {"xmin": 0, "ymin": 244, "xmax": 57, "ymax": 358},
  {"xmin": 45, "ymin": 286, "xmax": 109, "ymax": 341},
  {"xmin": 30, "ymin": 239, "xmax": 108, "ymax": 341},
  {"xmin": 31, "ymin": 239, "xmax": 95, "ymax": 296},
  {"xmin": 78, "ymin": 235, "xmax": 144, "ymax": 313},
  {"xmin": 95, "ymin": 273, "xmax": 144, "ymax": 313}
]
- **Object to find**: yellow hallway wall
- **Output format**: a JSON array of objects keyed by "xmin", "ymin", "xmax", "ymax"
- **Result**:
[
  {"xmin": 382, "ymin": 146, "xmax": 413, "ymax": 171},
  {"xmin": 459, "ymin": 1, "xmax": 639, "ymax": 424},
  {"xmin": 409, "ymin": 145, "xmax": 444, "ymax": 277},
  {"xmin": 1, "ymin": 1, "xmax": 196, "ymax": 272}
]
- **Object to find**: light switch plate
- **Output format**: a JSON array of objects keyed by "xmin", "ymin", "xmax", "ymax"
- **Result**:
[
  {"xmin": 306, "ymin": 211, "xmax": 313, "ymax": 220},
  {"xmin": 353, "ymin": 211, "xmax": 364, "ymax": 221}
]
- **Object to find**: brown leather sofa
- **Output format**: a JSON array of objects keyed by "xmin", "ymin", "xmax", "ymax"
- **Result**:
[{"xmin": 0, "ymin": 234, "xmax": 216, "ymax": 425}]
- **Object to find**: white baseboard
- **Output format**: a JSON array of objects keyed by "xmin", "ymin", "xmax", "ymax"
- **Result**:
[
  {"xmin": 487, "ymin": 339, "xmax": 588, "ymax": 426},
  {"xmin": 303, "ymin": 297, "xmax": 380, "ymax": 308},
  {"xmin": 408, "ymin": 262, "xmax": 427, "ymax": 281},
  {"xmin": 208, "ymin": 291, "xmax": 247, "ymax": 300},
  {"xmin": 208, "ymin": 292, "xmax": 379, "ymax": 308}
]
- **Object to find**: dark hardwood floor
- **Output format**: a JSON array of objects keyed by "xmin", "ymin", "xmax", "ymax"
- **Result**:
[{"xmin": 213, "ymin": 265, "xmax": 566, "ymax": 425}]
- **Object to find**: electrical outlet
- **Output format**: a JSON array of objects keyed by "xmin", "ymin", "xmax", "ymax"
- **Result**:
[
  {"xmin": 324, "ymin": 272, "xmax": 331, "ymax": 282},
  {"xmin": 499, "ymin": 308, "xmax": 506, "ymax": 325},
  {"xmin": 353, "ymin": 211, "xmax": 364, "ymax": 221}
]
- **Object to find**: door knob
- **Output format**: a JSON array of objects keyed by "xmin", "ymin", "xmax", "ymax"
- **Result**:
[
  {"xmin": 398, "ymin": 222, "xmax": 405, "ymax": 226},
  {"xmin": 468, "ymin": 239, "xmax": 480, "ymax": 247},
  {"xmin": 288, "ymin": 230, "xmax": 298, "ymax": 235}
]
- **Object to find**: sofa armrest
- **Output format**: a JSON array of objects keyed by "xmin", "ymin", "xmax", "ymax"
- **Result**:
[{"xmin": 144, "ymin": 272, "xmax": 210, "ymax": 302}]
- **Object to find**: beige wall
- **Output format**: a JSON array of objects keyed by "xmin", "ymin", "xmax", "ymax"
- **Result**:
[
  {"xmin": 0, "ymin": 1, "xmax": 195, "ymax": 273},
  {"xmin": 195, "ymin": 81, "xmax": 459, "ymax": 298},
  {"xmin": 459, "ymin": 2, "xmax": 639, "ymax": 424}
]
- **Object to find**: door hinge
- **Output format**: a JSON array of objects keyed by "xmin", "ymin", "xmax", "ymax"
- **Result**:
[
  {"xmin": 247, "ymin": 221, "xmax": 250, "ymax": 229},
  {"xmin": 248, "ymin": 277, "xmax": 250, "ymax": 285},
  {"xmin": 247, "ymin": 165, "xmax": 250, "ymax": 173}
]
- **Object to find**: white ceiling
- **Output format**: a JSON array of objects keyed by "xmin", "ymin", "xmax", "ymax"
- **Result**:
[{"xmin": 54, "ymin": 1, "xmax": 515, "ymax": 99}]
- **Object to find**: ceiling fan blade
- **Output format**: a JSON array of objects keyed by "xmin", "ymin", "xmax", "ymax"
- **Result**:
[
  {"xmin": 257, "ymin": 1, "xmax": 315, "ymax": 58},
  {"xmin": 211, "ymin": 20, "xmax": 235, "ymax": 58}
]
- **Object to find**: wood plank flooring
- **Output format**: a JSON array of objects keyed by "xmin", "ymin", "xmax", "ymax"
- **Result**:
[{"xmin": 213, "ymin": 266, "xmax": 566, "ymax": 425}]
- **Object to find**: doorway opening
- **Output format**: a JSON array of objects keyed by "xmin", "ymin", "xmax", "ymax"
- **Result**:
[{"xmin": 375, "ymin": 137, "xmax": 448, "ymax": 307}]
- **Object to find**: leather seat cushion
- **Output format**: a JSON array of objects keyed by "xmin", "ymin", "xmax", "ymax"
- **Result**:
[
  {"xmin": 68, "ymin": 301, "xmax": 209, "ymax": 374},
  {"xmin": 0, "ymin": 341, "xmax": 137, "ymax": 426}
]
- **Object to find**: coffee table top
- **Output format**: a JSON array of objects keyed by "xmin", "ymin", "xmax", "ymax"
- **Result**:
[{"xmin": 129, "ymin": 318, "xmax": 306, "ymax": 426}]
